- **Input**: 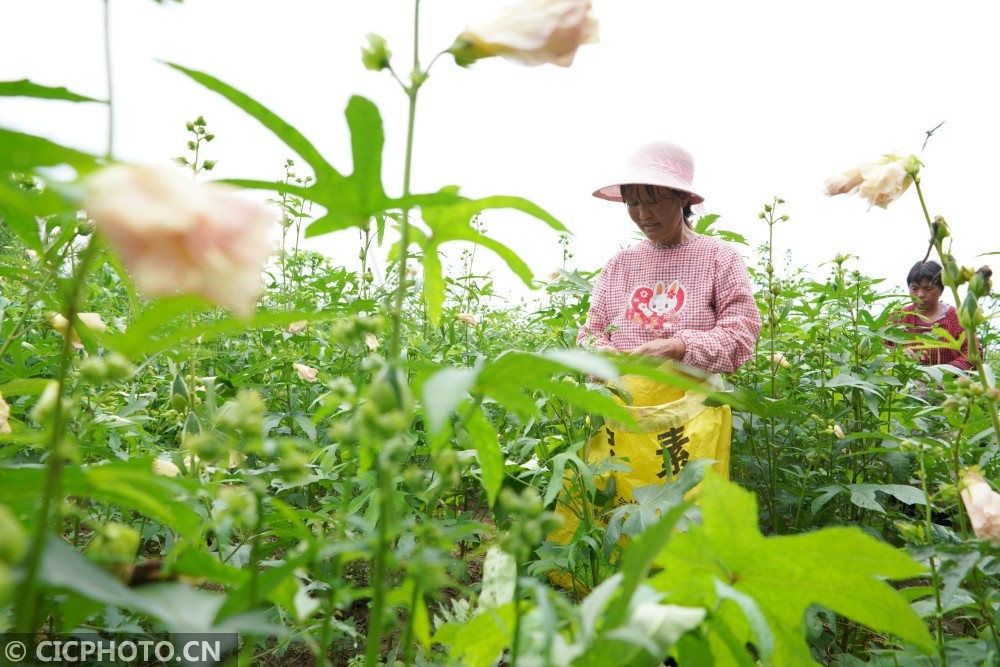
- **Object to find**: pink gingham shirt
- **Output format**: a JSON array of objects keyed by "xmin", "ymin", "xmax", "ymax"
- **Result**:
[{"xmin": 578, "ymin": 235, "xmax": 761, "ymax": 374}]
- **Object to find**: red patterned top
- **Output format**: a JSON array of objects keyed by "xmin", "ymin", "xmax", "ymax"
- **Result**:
[
  {"xmin": 578, "ymin": 235, "xmax": 761, "ymax": 374},
  {"xmin": 895, "ymin": 303, "xmax": 977, "ymax": 370}
]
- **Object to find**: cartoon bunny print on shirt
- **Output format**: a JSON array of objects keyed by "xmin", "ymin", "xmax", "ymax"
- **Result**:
[{"xmin": 627, "ymin": 280, "xmax": 686, "ymax": 329}]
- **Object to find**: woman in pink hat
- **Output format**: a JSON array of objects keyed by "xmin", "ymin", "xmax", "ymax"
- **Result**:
[{"xmin": 579, "ymin": 141, "xmax": 761, "ymax": 374}]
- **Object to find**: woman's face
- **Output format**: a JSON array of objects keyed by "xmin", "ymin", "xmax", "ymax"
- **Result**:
[
  {"xmin": 623, "ymin": 186, "xmax": 689, "ymax": 245},
  {"xmin": 909, "ymin": 279, "xmax": 943, "ymax": 314}
]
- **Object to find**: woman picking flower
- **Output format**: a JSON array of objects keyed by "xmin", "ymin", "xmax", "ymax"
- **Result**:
[{"xmin": 578, "ymin": 141, "xmax": 761, "ymax": 375}]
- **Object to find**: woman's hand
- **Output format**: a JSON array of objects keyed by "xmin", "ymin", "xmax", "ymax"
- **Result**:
[{"xmin": 630, "ymin": 337, "xmax": 686, "ymax": 361}]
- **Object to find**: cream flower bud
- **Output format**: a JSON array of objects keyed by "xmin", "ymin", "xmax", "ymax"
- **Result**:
[
  {"xmin": 153, "ymin": 458, "xmax": 182, "ymax": 478},
  {"xmin": 287, "ymin": 320, "xmax": 308, "ymax": 334},
  {"xmin": 833, "ymin": 424, "xmax": 846, "ymax": 439},
  {"xmin": 0, "ymin": 391, "xmax": 12, "ymax": 435},
  {"xmin": 450, "ymin": 0, "xmax": 598, "ymax": 68},
  {"xmin": 455, "ymin": 313, "xmax": 478, "ymax": 327},
  {"xmin": 83, "ymin": 164, "xmax": 276, "ymax": 317},
  {"xmin": 50, "ymin": 312, "xmax": 108, "ymax": 350},
  {"xmin": 768, "ymin": 352, "xmax": 791, "ymax": 368},
  {"xmin": 293, "ymin": 363, "xmax": 319, "ymax": 382},
  {"xmin": 363, "ymin": 331, "xmax": 379, "ymax": 351},
  {"xmin": 960, "ymin": 472, "xmax": 1000, "ymax": 544}
]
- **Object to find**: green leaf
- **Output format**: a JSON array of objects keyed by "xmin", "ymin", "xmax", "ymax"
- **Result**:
[
  {"xmin": 651, "ymin": 472, "xmax": 933, "ymax": 664},
  {"xmin": 0, "ymin": 80, "xmax": 106, "ymax": 103},
  {"xmin": 0, "ymin": 461, "xmax": 202, "ymax": 538},
  {"xmin": 433, "ymin": 602, "xmax": 516, "ymax": 667},
  {"xmin": 165, "ymin": 64, "xmax": 336, "ymax": 182},
  {"xmin": 414, "ymin": 195, "xmax": 566, "ymax": 322},
  {"xmin": 544, "ymin": 452, "xmax": 595, "ymax": 508},
  {"xmin": 0, "ymin": 128, "xmax": 101, "ymax": 175},
  {"xmin": 0, "ymin": 378, "xmax": 51, "ymax": 397},
  {"xmin": 714, "ymin": 578, "xmax": 774, "ymax": 661},
  {"xmin": 478, "ymin": 546, "xmax": 517, "ymax": 609},
  {"xmin": 604, "ymin": 502, "xmax": 691, "ymax": 628},
  {"xmin": 39, "ymin": 536, "xmax": 279, "ymax": 635},
  {"xmin": 463, "ymin": 406, "xmax": 506, "ymax": 508},
  {"xmin": 421, "ymin": 366, "xmax": 479, "ymax": 436}
]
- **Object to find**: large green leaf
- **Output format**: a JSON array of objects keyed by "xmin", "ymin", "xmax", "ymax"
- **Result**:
[
  {"xmin": 650, "ymin": 472, "xmax": 933, "ymax": 664},
  {"xmin": 413, "ymin": 195, "xmax": 567, "ymax": 322},
  {"xmin": 0, "ymin": 80, "xmax": 105, "ymax": 103},
  {"xmin": 0, "ymin": 128, "xmax": 101, "ymax": 174},
  {"xmin": 0, "ymin": 460, "xmax": 202, "ymax": 538},
  {"xmin": 462, "ymin": 406, "xmax": 506, "ymax": 509},
  {"xmin": 166, "ymin": 63, "xmax": 388, "ymax": 235},
  {"xmin": 420, "ymin": 350, "xmax": 631, "ymax": 440},
  {"xmin": 39, "ymin": 536, "xmax": 280, "ymax": 635},
  {"xmin": 166, "ymin": 64, "xmax": 567, "ymax": 309},
  {"xmin": 433, "ymin": 602, "xmax": 517, "ymax": 667}
]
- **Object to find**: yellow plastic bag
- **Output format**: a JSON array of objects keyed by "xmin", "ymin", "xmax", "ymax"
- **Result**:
[{"xmin": 546, "ymin": 365, "xmax": 731, "ymax": 589}]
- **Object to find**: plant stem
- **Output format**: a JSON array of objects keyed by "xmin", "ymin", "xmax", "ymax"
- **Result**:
[
  {"xmin": 14, "ymin": 239, "xmax": 99, "ymax": 633},
  {"xmin": 364, "ymin": 450, "xmax": 395, "ymax": 667},
  {"xmin": 510, "ymin": 569, "xmax": 523, "ymax": 667},
  {"xmin": 103, "ymin": 0, "xmax": 114, "ymax": 161},
  {"xmin": 387, "ymin": 0, "xmax": 423, "ymax": 364},
  {"xmin": 913, "ymin": 178, "xmax": 1000, "ymax": 446}
]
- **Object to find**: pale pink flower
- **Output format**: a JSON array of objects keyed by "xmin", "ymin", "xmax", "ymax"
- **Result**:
[
  {"xmin": 0, "ymin": 391, "xmax": 11, "ymax": 435},
  {"xmin": 548, "ymin": 271, "xmax": 561, "ymax": 282},
  {"xmin": 961, "ymin": 472, "xmax": 1000, "ymax": 544},
  {"xmin": 293, "ymin": 363, "xmax": 318, "ymax": 382},
  {"xmin": 363, "ymin": 332, "xmax": 379, "ymax": 351},
  {"xmin": 451, "ymin": 0, "xmax": 598, "ymax": 68},
  {"xmin": 824, "ymin": 155, "xmax": 917, "ymax": 209},
  {"xmin": 455, "ymin": 313, "xmax": 478, "ymax": 327},
  {"xmin": 152, "ymin": 458, "xmax": 182, "ymax": 477},
  {"xmin": 288, "ymin": 320, "xmax": 309, "ymax": 335},
  {"xmin": 83, "ymin": 164, "xmax": 276, "ymax": 317},
  {"xmin": 50, "ymin": 312, "xmax": 108, "ymax": 350}
]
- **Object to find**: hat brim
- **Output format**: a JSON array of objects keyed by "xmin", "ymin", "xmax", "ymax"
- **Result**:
[{"xmin": 592, "ymin": 166, "xmax": 704, "ymax": 205}]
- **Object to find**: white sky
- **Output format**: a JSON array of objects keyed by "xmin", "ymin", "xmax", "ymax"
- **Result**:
[{"xmin": 3, "ymin": 0, "xmax": 1000, "ymax": 306}]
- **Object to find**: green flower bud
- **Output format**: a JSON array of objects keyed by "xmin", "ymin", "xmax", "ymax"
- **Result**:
[
  {"xmin": 184, "ymin": 411, "xmax": 202, "ymax": 436},
  {"xmin": 171, "ymin": 374, "xmax": 190, "ymax": 411},
  {"xmin": 361, "ymin": 33, "xmax": 392, "ymax": 72},
  {"xmin": 941, "ymin": 254, "xmax": 962, "ymax": 288},
  {"xmin": 904, "ymin": 154, "xmax": 922, "ymax": 178},
  {"xmin": 0, "ymin": 505, "xmax": 27, "ymax": 564},
  {"xmin": 105, "ymin": 352, "xmax": 136, "ymax": 381},
  {"xmin": 86, "ymin": 522, "xmax": 140, "ymax": 581},
  {"xmin": 79, "ymin": 357, "xmax": 110, "ymax": 385},
  {"xmin": 968, "ymin": 266, "xmax": 993, "ymax": 299},
  {"xmin": 31, "ymin": 381, "xmax": 60, "ymax": 425},
  {"xmin": 958, "ymin": 293, "xmax": 984, "ymax": 330},
  {"xmin": 932, "ymin": 216, "xmax": 950, "ymax": 242}
]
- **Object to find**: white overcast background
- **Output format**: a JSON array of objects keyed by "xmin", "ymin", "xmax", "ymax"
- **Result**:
[{"xmin": 3, "ymin": 0, "xmax": 999, "ymax": 306}]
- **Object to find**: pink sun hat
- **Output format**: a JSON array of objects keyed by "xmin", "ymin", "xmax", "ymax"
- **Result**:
[{"xmin": 592, "ymin": 140, "xmax": 705, "ymax": 205}]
